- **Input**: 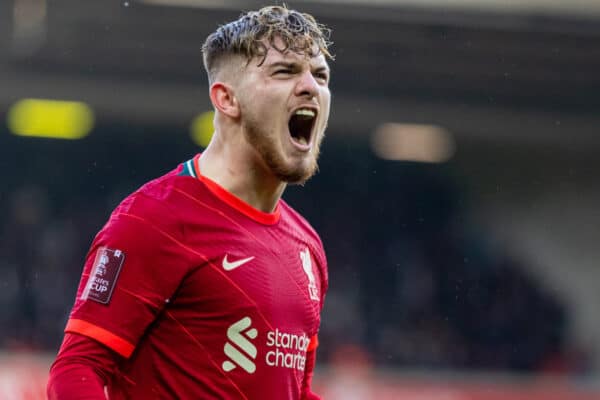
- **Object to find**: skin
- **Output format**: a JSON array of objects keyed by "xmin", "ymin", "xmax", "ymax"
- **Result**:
[{"xmin": 199, "ymin": 37, "xmax": 331, "ymax": 213}]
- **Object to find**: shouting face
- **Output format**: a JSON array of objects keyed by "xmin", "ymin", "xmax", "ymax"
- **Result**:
[{"xmin": 235, "ymin": 39, "xmax": 331, "ymax": 184}]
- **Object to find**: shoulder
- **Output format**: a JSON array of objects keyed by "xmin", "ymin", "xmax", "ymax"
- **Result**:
[
  {"xmin": 279, "ymin": 200, "xmax": 324, "ymax": 250},
  {"xmin": 103, "ymin": 162, "xmax": 201, "ymax": 242},
  {"xmin": 279, "ymin": 200, "xmax": 328, "ymax": 284}
]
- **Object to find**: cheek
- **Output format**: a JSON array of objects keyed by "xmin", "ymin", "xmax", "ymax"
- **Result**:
[
  {"xmin": 320, "ymin": 96, "xmax": 331, "ymax": 125},
  {"xmin": 251, "ymin": 92, "xmax": 283, "ymax": 117},
  {"xmin": 321, "ymin": 89, "xmax": 331, "ymax": 111}
]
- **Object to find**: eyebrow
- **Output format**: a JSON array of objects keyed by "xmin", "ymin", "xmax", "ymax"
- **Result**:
[
  {"xmin": 267, "ymin": 61, "xmax": 300, "ymax": 70},
  {"xmin": 267, "ymin": 61, "xmax": 330, "ymax": 73}
]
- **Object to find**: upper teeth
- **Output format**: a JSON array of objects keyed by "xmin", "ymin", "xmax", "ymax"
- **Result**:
[{"xmin": 295, "ymin": 109, "xmax": 315, "ymax": 118}]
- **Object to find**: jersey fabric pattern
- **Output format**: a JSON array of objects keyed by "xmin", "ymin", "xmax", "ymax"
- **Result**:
[{"xmin": 65, "ymin": 154, "xmax": 328, "ymax": 399}]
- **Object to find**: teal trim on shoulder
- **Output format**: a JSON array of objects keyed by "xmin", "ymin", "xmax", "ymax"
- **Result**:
[
  {"xmin": 187, "ymin": 159, "xmax": 197, "ymax": 177},
  {"xmin": 178, "ymin": 159, "xmax": 194, "ymax": 177}
]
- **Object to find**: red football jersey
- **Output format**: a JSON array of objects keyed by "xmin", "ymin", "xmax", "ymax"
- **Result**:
[{"xmin": 64, "ymin": 154, "xmax": 328, "ymax": 399}]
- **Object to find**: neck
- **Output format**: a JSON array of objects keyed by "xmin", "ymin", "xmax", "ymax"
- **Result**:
[{"xmin": 199, "ymin": 131, "xmax": 286, "ymax": 214}]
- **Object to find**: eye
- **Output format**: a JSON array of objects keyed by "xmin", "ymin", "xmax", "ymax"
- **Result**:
[
  {"xmin": 314, "ymin": 72, "xmax": 329, "ymax": 82},
  {"xmin": 274, "ymin": 69, "xmax": 293, "ymax": 75}
]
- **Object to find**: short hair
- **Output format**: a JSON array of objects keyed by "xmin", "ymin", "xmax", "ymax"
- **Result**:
[{"xmin": 202, "ymin": 5, "xmax": 333, "ymax": 83}]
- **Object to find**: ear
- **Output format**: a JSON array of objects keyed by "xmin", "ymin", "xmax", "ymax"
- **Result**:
[{"xmin": 209, "ymin": 82, "xmax": 240, "ymax": 119}]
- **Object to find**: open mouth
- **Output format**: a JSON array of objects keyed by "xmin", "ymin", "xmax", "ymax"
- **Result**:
[{"xmin": 288, "ymin": 108, "xmax": 317, "ymax": 147}]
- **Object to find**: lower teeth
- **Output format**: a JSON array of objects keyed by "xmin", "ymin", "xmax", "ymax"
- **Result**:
[{"xmin": 297, "ymin": 137, "xmax": 307, "ymax": 145}]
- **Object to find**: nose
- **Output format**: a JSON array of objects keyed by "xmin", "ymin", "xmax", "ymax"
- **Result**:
[{"xmin": 295, "ymin": 69, "xmax": 319, "ymax": 99}]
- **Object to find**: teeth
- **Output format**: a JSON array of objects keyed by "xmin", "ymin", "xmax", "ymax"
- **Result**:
[
  {"xmin": 294, "ymin": 109, "xmax": 315, "ymax": 118},
  {"xmin": 297, "ymin": 137, "xmax": 308, "ymax": 145}
]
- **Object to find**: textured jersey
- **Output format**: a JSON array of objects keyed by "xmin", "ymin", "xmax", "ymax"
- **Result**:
[{"xmin": 65, "ymin": 154, "xmax": 328, "ymax": 399}]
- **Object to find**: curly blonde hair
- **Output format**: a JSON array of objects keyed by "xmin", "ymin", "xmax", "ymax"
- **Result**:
[{"xmin": 202, "ymin": 5, "xmax": 333, "ymax": 82}]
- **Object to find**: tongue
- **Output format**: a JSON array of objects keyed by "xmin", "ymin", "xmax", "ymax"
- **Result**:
[{"xmin": 296, "ymin": 137, "xmax": 308, "ymax": 145}]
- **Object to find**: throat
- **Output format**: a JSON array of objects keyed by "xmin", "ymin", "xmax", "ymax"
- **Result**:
[{"xmin": 198, "ymin": 147, "xmax": 286, "ymax": 214}]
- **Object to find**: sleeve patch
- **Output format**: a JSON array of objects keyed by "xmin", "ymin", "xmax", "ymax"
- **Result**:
[{"xmin": 81, "ymin": 247, "xmax": 125, "ymax": 304}]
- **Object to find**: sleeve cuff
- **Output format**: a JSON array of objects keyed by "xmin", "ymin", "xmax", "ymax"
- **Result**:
[
  {"xmin": 65, "ymin": 318, "xmax": 135, "ymax": 358},
  {"xmin": 307, "ymin": 335, "xmax": 319, "ymax": 352}
]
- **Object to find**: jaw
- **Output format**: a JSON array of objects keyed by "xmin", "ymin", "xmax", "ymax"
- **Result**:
[
  {"xmin": 280, "ymin": 128, "xmax": 324, "ymax": 184},
  {"xmin": 241, "ymin": 104, "xmax": 326, "ymax": 184},
  {"xmin": 250, "ymin": 128, "xmax": 319, "ymax": 185}
]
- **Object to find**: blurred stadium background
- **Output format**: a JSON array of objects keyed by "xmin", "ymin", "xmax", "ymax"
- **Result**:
[{"xmin": 1, "ymin": 0, "xmax": 600, "ymax": 398}]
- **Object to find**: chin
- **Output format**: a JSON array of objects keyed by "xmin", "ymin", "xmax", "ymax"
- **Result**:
[
  {"xmin": 244, "ymin": 122, "xmax": 321, "ymax": 184},
  {"xmin": 283, "ymin": 144, "xmax": 323, "ymax": 184},
  {"xmin": 276, "ymin": 158, "xmax": 319, "ymax": 185}
]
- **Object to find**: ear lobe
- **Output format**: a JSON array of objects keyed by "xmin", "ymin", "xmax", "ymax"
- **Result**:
[{"xmin": 209, "ymin": 83, "xmax": 240, "ymax": 118}]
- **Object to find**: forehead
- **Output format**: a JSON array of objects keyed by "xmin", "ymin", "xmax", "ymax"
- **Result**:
[{"xmin": 256, "ymin": 38, "xmax": 329, "ymax": 70}]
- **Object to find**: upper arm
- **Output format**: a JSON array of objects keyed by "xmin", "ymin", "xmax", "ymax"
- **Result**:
[{"xmin": 66, "ymin": 197, "xmax": 192, "ymax": 357}]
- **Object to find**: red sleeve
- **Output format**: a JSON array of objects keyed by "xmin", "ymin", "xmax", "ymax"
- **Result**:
[
  {"xmin": 302, "ymin": 239, "xmax": 327, "ymax": 400},
  {"xmin": 47, "ymin": 333, "xmax": 120, "ymax": 400},
  {"xmin": 66, "ymin": 194, "xmax": 192, "ymax": 357},
  {"xmin": 301, "ymin": 335, "xmax": 321, "ymax": 400},
  {"xmin": 312, "ymin": 238, "xmax": 329, "ymax": 308}
]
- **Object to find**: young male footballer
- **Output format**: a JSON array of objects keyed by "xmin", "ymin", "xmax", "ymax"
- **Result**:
[{"xmin": 47, "ymin": 5, "xmax": 332, "ymax": 399}]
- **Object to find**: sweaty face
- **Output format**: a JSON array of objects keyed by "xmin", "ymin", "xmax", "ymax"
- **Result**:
[{"xmin": 236, "ymin": 41, "xmax": 331, "ymax": 184}]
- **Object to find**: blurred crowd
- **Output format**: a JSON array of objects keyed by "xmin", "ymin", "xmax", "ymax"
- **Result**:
[
  {"xmin": 0, "ymin": 138, "xmax": 591, "ymax": 376},
  {"xmin": 0, "ymin": 184, "xmax": 104, "ymax": 349}
]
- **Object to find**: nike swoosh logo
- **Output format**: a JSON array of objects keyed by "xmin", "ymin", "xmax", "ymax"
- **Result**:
[{"xmin": 222, "ymin": 255, "xmax": 255, "ymax": 271}]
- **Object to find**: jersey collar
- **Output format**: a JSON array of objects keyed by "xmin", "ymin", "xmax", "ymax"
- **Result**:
[{"xmin": 189, "ymin": 154, "xmax": 281, "ymax": 225}]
